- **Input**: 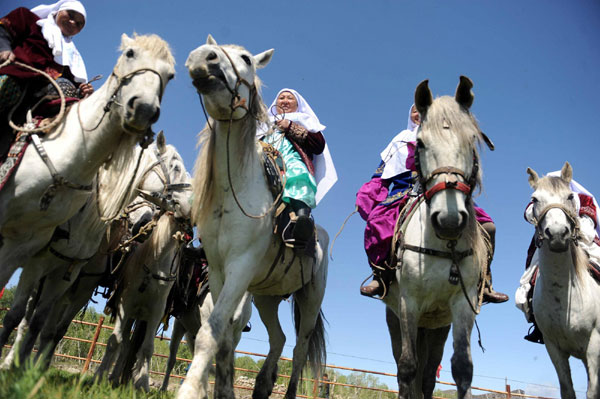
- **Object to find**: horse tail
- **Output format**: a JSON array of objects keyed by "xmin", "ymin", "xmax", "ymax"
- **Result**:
[
  {"xmin": 291, "ymin": 298, "xmax": 327, "ymax": 378},
  {"xmin": 121, "ymin": 320, "xmax": 147, "ymax": 385}
]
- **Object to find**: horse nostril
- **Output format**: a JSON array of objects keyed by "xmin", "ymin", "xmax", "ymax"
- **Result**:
[
  {"xmin": 127, "ymin": 96, "xmax": 138, "ymax": 111},
  {"xmin": 206, "ymin": 51, "xmax": 218, "ymax": 62},
  {"xmin": 545, "ymin": 227, "xmax": 553, "ymax": 240},
  {"xmin": 150, "ymin": 107, "xmax": 160, "ymax": 124}
]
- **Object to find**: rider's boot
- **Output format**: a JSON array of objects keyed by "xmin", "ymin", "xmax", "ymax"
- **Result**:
[
  {"xmin": 481, "ymin": 221, "xmax": 509, "ymax": 304},
  {"xmin": 290, "ymin": 199, "xmax": 314, "ymax": 243}
]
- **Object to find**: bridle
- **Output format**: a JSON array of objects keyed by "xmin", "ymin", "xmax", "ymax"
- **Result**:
[
  {"xmin": 197, "ymin": 45, "xmax": 283, "ymax": 220},
  {"xmin": 136, "ymin": 147, "xmax": 192, "ymax": 215},
  {"xmin": 413, "ymin": 127, "xmax": 479, "ymax": 204},
  {"xmin": 78, "ymin": 64, "xmax": 166, "ymax": 144},
  {"xmin": 531, "ymin": 201, "xmax": 580, "ymax": 248}
]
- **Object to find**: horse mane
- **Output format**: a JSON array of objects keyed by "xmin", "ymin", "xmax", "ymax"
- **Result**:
[
  {"xmin": 120, "ymin": 33, "xmax": 175, "ymax": 66},
  {"xmin": 127, "ymin": 213, "xmax": 175, "ymax": 273},
  {"xmin": 191, "ymin": 56, "xmax": 269, "ymax": 227},
  {"xmin": 420, "ymin": 96, "xmax": 484, "ymax": 194}
]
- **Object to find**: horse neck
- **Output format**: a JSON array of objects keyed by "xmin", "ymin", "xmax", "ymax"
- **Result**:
[
  {"xmin": 52, "ymin": 83, "xmax": 134, "ymax": 181},
  {"xmin": 537, "ymin": 244, "xmax": 584, "ymax": 289},
  {"xmin": 211, "ymin": 119, "xmax": 262, "ymax": 189}
]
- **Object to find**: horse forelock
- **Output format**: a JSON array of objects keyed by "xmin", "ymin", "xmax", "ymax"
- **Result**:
[
  {"xmin": 536, "ymin": 175, "xmax": 571, "ymax": 195},
  {"xmin": 420, "ymin": 96, "xmax": 483, "ymax": 191},
  {"xmin": 120, "ymin": 33, "xmax": 175, "ymax": 67}
]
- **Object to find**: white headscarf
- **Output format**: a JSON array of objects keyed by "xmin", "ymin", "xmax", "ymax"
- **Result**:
[
  {"xmin": 547, "ymin": 171, "xmax": 600, "ymax": 236},
  {"xmin": 268, "ymin": 88, "xmax": 337, "ymax": 204},
  {"xmin": 380, "ymin": 105, "xmax": 419, "ymax": 179},
  {"xmin": 31, "ymin": 0, "xmax": 88, "ymax": 83}
]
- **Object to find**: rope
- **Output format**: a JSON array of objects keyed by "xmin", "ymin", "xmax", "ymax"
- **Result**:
[
  {"xmin": 1, "ymin": 60, "xmax": 67, "ymax": 133},
  {"xmin": 329, "ymin": 206, "xmax": 358, "ymax": 260}
]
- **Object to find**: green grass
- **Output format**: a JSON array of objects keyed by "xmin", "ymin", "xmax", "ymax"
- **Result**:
[{"xmin": 0, "ymin": 362, "xmax": 175, "ymax": 399}]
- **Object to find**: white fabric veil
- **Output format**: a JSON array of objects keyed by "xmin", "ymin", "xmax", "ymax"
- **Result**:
[
  {"xmin": 31, "ymin": 0, "xmax": 88, "ymax": 83},
  {"xmin": 268, "ymin": 88, "xmax": 337, "ymax": 204},
  {"xmin": 380, "ymin": 105, "xmax": 418, "ymax": 179}
]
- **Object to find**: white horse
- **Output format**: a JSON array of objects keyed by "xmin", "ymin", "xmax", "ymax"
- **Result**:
[
  {"xmin": 94, "ymin": 146, "xmax": 193, "ymax": 391},
  {"xmin": 384, "ymin": 77, "xmax": 488, "ymax": 399},
  {"xmin": 178, "ymin": 35, "xmax": 329, "ymax": 399},
  {"xmin": 0, "ymin": 33, "xmax": 175, "ymax": 291},
  {"xmin": 0, "ymin": 132, "xmax": 184, "ymax": 365},
  {"xmin": 526, "ymin": 162, "xmax": 600, "ymax": 399},
  {"xmin": 161, "ymin": 291, "xmax": 252, "ymax": 391}
]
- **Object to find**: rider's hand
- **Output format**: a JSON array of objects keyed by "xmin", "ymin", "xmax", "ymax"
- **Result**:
[
  {"xmin": 78, "ymin": 82, "xmax": 94, "ymax": 98},
  {"xmin": 275, "ymin": 119, "xmax": 292, "ymax": 131},
  {"xmin": 0, "ymin": 50, "xmax": 15, "ymax": 63}
]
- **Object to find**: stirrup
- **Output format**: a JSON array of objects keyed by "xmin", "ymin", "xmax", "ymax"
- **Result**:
[{"xmin": 359, "ymin": 273, "xmax": 388, "ymax": 299}]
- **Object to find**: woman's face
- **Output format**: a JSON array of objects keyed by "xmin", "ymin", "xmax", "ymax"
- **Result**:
[
  {"xmin": 55, "ymin": 10, "xmax": 85, "ymax": 37},
  {"xmin": 410, "ymin": 105, "xmax": 421, "ymax": 126},
  {"xmin": 276, "ymin": 91, "xmax": 298, "ymax": 114}
]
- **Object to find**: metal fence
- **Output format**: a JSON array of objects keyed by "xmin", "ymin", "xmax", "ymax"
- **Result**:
[{"xmin": 1, "ymin": 312, "xmax": 557, "ymax": 399}]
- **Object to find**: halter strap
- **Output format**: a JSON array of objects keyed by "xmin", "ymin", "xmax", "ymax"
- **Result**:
[
  {"xmin": 31, "ymin": 133, "xmax": 93, "ymax": 211},
  {"xmin": 532, "ymin": 203, "xmax": 581, "ymax": 247}
]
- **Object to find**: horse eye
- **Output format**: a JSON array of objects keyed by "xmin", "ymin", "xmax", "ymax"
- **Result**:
[
  {"xmin": 126, "ymin": 49, "xmax": 135, "ymax": 58},
  {"xmin": 567, "ymin": 193, "xmax": 575, "ymax": 201},
  {"xmin": 531, "ymin": 197, "xmax": 538, "ymax": 203},
  {"xmin": 167, "ymin": 73, "xmax": 175, "ymax": 81},
  {"xmin": 241, "ymin": 55, "xmax": 252, "ymax": 66}
]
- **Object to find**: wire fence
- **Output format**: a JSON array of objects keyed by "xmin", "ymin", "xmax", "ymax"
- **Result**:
[{"xmin": 0, "ymin": 311, "xmax": 558, "ymax": 399}]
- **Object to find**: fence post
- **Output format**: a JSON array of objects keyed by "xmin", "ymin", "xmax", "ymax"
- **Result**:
[
  {"xmin": 82, "ymin": 316, "xmax": 104, "ymax": 373},
  {"xmin": 313, "ymin": 376, "xmax": 318, "ymax": 398},
  {"xmin": 506, "ymin": 383, "xmax": 511, "ymax": 398}
]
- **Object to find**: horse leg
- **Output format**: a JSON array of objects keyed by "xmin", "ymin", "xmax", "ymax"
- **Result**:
[
  {"xmin": 0, "ymin": 268, "xmax": 42, "ymax": 360},
  {"xmin": 385, "ymin": 306, "xmax": 402, "ymax": 374},
  {"xmin": 252, "ymin": 294, "xmax": 285, "ymax": 399},
  {"xmin": 1, "ymin": 294, "xmax": 36, "ymax": 369},
  {"xmin": 450, "ymin": 304, "xmax": 475, "ymax": 399},
  {"xmin": 133, "ymin": 321, "xmax": 155, "ymax": 392},
  {"xmin": 161, "ymin": 318, "xmax": 186, "ymax": 391},
  {"xmin": 421, "ymin": 326, "xmax": 450, "ymax": 399},
  {"xmin": 177, "ymin": 269, "xmax": 252, "ymax": 399},
  {"xmin": 284, "ymin": 288, "xmax": 326, "ymax": 399},
  {"xmin": 396, "ymin": 296, "xmax": 419, "ymax": 399},
  {"xmin": 585, "ymin": 333, "xmax": 600, "ymax": 399},
  {"xmin": 214, "ymin": 322, "xmax": 235, "ymax": 399},
  {"xmin": 95, "ymin": 309, "xmax": 129, "ymax": 383},
  {"xmin": 543, "ymin": 342, "xmax": 575, "ymax": 398},
  {"xmin": 214, "ymin": 292, "xmax": 251, "ymax": 399}
]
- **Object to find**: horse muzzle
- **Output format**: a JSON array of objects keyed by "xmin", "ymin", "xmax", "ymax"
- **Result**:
[
  {"xmin": 431, "ymin": 210, "xmax": 468, "ymax": 240},
  {"xmin": 542, "ymin": 225, "xmax": 571, "ymax": 253},
  {"xmin": 124, "ymin": 97, "xmax": 160, "ymax": 133}
]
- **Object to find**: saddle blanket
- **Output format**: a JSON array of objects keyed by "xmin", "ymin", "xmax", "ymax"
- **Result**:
[{"xmin": 0, "ymin": 131, "xmax": 30, "ymax": 193}]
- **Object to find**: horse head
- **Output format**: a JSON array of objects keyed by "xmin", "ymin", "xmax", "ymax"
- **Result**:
[
  {"xmin": 185, "ymin": 34, "xmax": 273, "ymax": 121},
  {"xmin": 414, "ymin": 76, "xmax": 482, "ymax": 239},
  {"xmin": 527, "ymin": 162, "xmax": 578, "ymax": 252},
  {"xmin": 110, "ymin": 33, "xmax": 175, "ymax": 136},
  {"xmin": 136, "ymin": 131, "xmax": 192, "ymax": 221}
]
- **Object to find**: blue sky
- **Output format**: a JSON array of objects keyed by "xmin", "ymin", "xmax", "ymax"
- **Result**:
[{"xmin": 7, "ymin": 0, "xmax": 600, "ymax": 397}]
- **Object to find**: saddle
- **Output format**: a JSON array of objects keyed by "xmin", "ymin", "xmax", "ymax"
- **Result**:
[{"xmin": 166, "ymin": 242, "xmax": 210, "ymax": 319}]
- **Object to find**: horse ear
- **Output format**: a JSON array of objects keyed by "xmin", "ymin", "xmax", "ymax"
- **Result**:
[
  {"xmin": 254, "ymin": 49, "xmax": 274, "ymax": 69},
  {"xmin": 156, "ymin": 130, "xmax": 166, "ymax": 154},
  {"xmin": 527, "ymin": 167, "xmax": 539, "ymax": 188},
  {"xmin": 455, "ymin": 76, "xmax": 474, "ymax": 109},
  {"xmin": 121, "ymin": 33, "xmax": 133, "ymax": 47},
  {"xmin": 414, "ymin": 79, "xmax": 432, "ymax": 116},
  {"xmin": 206, "ymin": 34, "xmax": 217, "ymax": 45},
  {"xmin": 560, "ymin": 162, "xmax": 573, "ymax": 183}
]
